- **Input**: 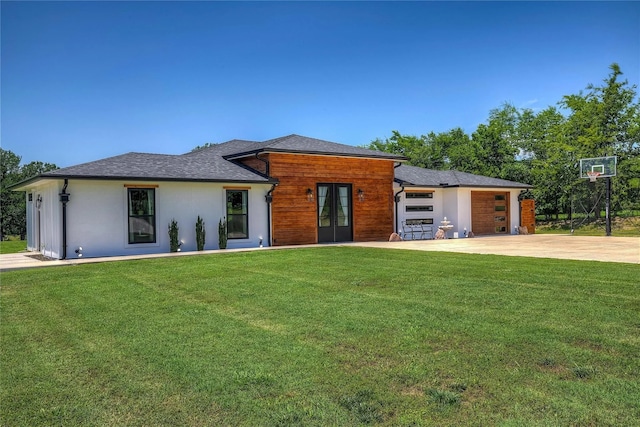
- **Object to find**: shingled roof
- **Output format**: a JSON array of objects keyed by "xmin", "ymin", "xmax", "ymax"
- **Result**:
[
  {"xmin": 22, "ymin": 151, "xmax": 273, "ymax": 186},
  {"xmin": 395, "ymin": 164, "xmax": 532, "ymax": 189},
  {"xmin": 12, "ymin": 134, "xmax": 404, "ymax": 189},
  {"xmin": 223, "ymin": 134, "xmax": 407, "ymax": 161}
]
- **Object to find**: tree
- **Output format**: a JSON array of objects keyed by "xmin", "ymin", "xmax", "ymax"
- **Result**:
[
  {"xmin": 470, "ymin": 104, "xmax": 521, "ymax": 180},
  {"xmin": 191, "ymin": 142, "xmax": 217, "ymax": 152},
  {"xmin": 1, "ymin": 149, "xmax": 24, "ymax": 238},
  {"xmin": 367, "ymin": 131, "xmax": 431, "ymax": 167},
  {"xmin": 559, "ymin": 63, "xmax": 640, "ymax": 216},
  {"xmin": 366, "ymin": 128, "xmax": 482, "ymax": 172},
  {"xmin": 431, "ymin": 128, "xmax": 482, "ymax": 173}
]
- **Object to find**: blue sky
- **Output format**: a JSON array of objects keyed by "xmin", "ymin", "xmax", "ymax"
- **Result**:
[{"xmin": 2, "ymin": 1, "xmax": 639, "ymax": 167}]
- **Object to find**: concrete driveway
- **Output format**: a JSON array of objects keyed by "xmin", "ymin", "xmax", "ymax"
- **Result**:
[
  {"xmin": 349, "ymin": 234, "xmax": 639, "ymax": 264},
  {"xmin": 1, "ymin": 235, "xmax": 638, "ymax": 272}
]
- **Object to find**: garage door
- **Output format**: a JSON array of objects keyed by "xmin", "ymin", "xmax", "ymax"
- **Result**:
[{"xmin": 471, "ymin": 191, "xmax": 509, "ymax": 235}]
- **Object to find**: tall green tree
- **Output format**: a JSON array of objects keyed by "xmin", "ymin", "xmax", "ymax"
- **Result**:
[
  {"xmin": 470, "ymin": 104, "xmax": 522, "ymax": 180},
  {"xmin": 423, "ymin": 128, "xmax": 482, "ymax": 172},
  {"xmin": 367, "ymin": 131, "xmax": 431, "ymax": 167},
  {"xmin": 559, "ymin": 63, "xmax": 640, "ymax": 215},
  {"xmin": 1, "ymin": 149, "xmax": 23, "ymax": 238}
]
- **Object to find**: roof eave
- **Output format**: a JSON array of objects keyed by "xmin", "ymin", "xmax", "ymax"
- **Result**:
[
  {"xmin": 224, "ymin": 148, "xmax": 407, "ymax": 162},
  {"xmin": 11, "ymin": 174, "xmax": 277, "ymax": 189},
  {"xmin": 394, "ymin": 182, "xmax": 533, "ymax": 189},
  {"xmin": 7, "ymin": 175, "xmax": 51, "ymax": 191}
]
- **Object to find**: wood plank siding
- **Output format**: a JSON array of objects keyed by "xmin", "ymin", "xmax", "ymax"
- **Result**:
[
  {"xmin": 520, "ymin": 199, "xmax": 536, "ymax": 234},
  {"xmin": 471, "ymin": 191, "xmax": 510, "ymax": 235},
  {"xmin": 242, "ymin": 153, "xmax": 396, "ymax": 246},
  {"xmin": 238, "ymin": 156, "xmax": 268, "ymax": 175}
]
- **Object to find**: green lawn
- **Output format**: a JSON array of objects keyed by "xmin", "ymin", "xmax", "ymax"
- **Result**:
[
  {"xmin": 535, "ymin": 215, "xmax": 640, "ymax": 237},
  {"xmin": 0, "ymin": 239, "xmax": 26, "ymax": 254},
  {"xmin": 2, "ymin": 247, "xmax": 639, "ymax": 426}
]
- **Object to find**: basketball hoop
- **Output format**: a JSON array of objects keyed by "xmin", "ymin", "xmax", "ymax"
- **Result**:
[{"xmin": 587, "ymin": 171, "xmax": 601, "ymax": 182}]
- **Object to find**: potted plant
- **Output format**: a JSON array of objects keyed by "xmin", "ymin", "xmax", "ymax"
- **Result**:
[
  {"xmin": 218, "ymin": 217, "xmax": 227, "ymax": 249},
  {"xmin": 196, "ymin": 216, "xmax": 206, "ymax": 251},
  {"xmin": 168, "ymin": 219, "xmax": 179, "ymax": 252}
]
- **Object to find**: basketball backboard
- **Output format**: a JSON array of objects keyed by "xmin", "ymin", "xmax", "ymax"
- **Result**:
[{"xmin": 579, "ymin": 156, "xmax": 617, "ymax": 179}]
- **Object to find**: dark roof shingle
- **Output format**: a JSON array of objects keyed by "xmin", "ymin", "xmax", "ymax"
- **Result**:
[
  {"xmin": 395, "ymin": 164, "xmax": 532, "ymax": 188},
  {"xmin": 39, "ymin": 151, "xmax": 272, "ymax": 183},
  {"xmin": 224, "ymin": 134, "xmax": 407, "ymax": 161}
]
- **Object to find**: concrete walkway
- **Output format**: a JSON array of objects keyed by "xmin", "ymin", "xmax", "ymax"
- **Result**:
[{"xmin": 1, "ymin": 235, "xmax": 638, "ymax": 272}]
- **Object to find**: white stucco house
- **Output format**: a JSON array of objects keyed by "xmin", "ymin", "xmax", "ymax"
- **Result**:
[
  {"xmin": 394, "ymin": 165, "xmax": 532, "ymax": 238},
  {"xmin": 12, "ymin": 135, "xmax": 533, "ymax": 259},
  {"xmin": 14, "ymin": 144, "xmax": 277, "ymax": 259}
]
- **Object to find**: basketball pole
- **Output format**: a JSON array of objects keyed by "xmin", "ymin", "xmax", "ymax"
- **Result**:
[{"xmin": 606, "ymin": 176, "xmax": 611, "ymax": 236}]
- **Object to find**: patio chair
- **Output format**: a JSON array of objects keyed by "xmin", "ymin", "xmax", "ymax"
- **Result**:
[
  {"xmin": 420, "ymin": 224, "xmax": 434, "ymax": 239},
  {"xmin": 401, "ymin": 221, "xmax": 423, "ymax": 240}
]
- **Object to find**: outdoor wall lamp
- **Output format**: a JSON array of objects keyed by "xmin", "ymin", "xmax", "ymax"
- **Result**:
[
  {"xmin": 75, "ymin": 247, "xmax": 83, "ymax": 258},
  {"xmin": 306, "ymin": 188, "xmax": 314, "ymax": 202},
  {"xmin": 36, "ymin": 195, "xmax": 42, "ymax": 209},
  {"xmin": 357, "ymin": 188, "xmax": 365, "ymax": 202}
]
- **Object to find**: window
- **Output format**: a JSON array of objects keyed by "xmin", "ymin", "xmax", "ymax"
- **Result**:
[
  {"xmin": 406, "ymin": 218, "xmax": 434, "ymax": 225},
  {"xmin": 406, "ymin": 192, "xmax": 433, "ymax": 199},
  {"xmin": 336, "ymin": 186, "xmax": 349, "ymax": 227},
  {"xmin": 495, "ymin": 205, "xmax": 506, "ymax": 212},
  {"xmin": 406, "ymin": 205, "xmax": 434, "ymax": 212},
  {"xmin": 128, "ymin": 188, "xmax": 155, "ymax": 244},
  {"xmin": 227, "ymin": 190, "xmax": 248, "ymax": 239},
  {"xmin": 494, "ymin": 194, "xmax": 506, "ymax": 201}
]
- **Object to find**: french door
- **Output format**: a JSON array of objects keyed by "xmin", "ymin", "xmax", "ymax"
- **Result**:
[{"xmin": 317, "ymin": 183, "xmax": 353, "ymax": 243}]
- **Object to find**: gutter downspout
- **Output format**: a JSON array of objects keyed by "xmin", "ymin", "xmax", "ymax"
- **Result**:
[
  {"xmin": 394, "ymin": 185, "xmax": 405, "ymax": 234},
  {"xmin": 257, "ymin": 151, "xmax": 275, "ymax": 247},
  {"xmin": 59, "ymin": 179, "xmax": 70, "ymax": 260},
  {"xmin": 393, "ymin": 162, "xmax": 404, "ymax": 234},
  {"xmin": 265, "ymin": 184, "xmax": 277, "ymax": 246}
]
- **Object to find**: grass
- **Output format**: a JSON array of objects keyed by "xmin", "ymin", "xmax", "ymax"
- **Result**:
[
  {"xmin": 2, "ymin": 247, "xmax": 639, "ymax": 426},
  {"xmin": 536, "ymin": 216, "xmax": 640, "ymax": 236},
  {"xmin": 0, "ymin": 239, "xmax": 26, "ymax": 254}
]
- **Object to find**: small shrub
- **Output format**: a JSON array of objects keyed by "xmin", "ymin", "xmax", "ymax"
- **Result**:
[
  {"xmin": 233, "ymin": 369, "xmax": 274, "ymax": 388},
  {"xmin": 339, "ymin": 389, "xmax": 384, "ymax": 424},
  {"xmin": 572, "ymin": 365, "xmax": 596, "ymax": 379},
  {"xmin": 428, "ymin": 389, "xmax": 461, "ymax": 407},
  {"xmin": 539, "ymin": 357, "xmax": 556, "ymax": 367},
  {"xmin": 218, "ymin": 217, "xmax": 227, "ymax": 249},
  {"xmin": 168, "ymin": 219, "xmax": 179, "ymax": 252},
  {"xmin": 195, "ymin": 216, "xmax": 205, "ymax": 251},
  {"xmin": 449, "ymin": 382, "xmax": 467, "ymax": 393}
]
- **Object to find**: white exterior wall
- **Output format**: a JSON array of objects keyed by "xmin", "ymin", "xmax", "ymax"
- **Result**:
[
  {"xmin": 508, "ymin": 191, "xmax": 521, "ymax": 235},
  {"xmin": 395, "ymin": 184, "xmax": 526, "ymax": 237},
  {"xmin": 26, "ymin": 193, "xmax": 34, "ymax": 250},
  {"xmin": 395, "ymin": 188, "xmax": 442, "ymax": 234},
  {"xmin": 25, "ymin": 181, "xmax": 63, "ymax": 258},
  {"xmin": 19, "ymin": 179, "xmax": 271, "ymax": 259},
  {"xmin": 452, "ymin": 188, "xmax": 472, "ymax": 234},
  {"xmin": 442, "ymin": 188, "xmax": 461, "ymax": 233},
  {"xmin": 63, "ymin": 180, "xmax": 272, "ymax": 258}
]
